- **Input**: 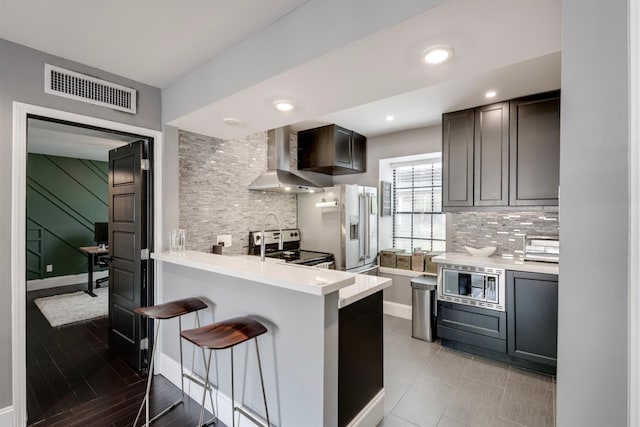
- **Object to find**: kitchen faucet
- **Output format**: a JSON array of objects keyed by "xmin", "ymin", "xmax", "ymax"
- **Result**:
[{"xmin": 261, "ymin": 212, "xmax": 283, "ymax": 262}]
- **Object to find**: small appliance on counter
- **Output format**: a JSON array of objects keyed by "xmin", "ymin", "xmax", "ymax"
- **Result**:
[
  {"xmin": 248, "ymin": 228, "xmax": 335, "ymax": 268},
  {"xmin": 523, "ymin": 235, "xmax": 559, "ymax": 263},
  {"xmin": 298, "ymin": 184, "xmax": 378, "ymax": 274}
]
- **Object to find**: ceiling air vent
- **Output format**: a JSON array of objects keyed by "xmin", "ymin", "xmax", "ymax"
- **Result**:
[{"xmin": 44, "ymin": 64, "xmax": 137, "ymax": 114}]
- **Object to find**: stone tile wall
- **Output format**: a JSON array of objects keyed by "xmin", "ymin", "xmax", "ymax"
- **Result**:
[
  {"xmin": 449, "ymin": 211, "xmax": 559, "ymax": 258},
  {"xmin": 179, "ymin": 130, "xmax": 297, "ymax": 255}
]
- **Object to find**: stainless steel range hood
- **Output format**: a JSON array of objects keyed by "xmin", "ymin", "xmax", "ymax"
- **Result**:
[{"xmin": 249, "ymin": 126, "xmax": 323, "ymax": 193}]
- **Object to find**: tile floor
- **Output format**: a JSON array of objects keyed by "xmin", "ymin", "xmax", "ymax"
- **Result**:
[{"xmin": 379, "ymin": 315, "xmax": 555, "ymax": 427}]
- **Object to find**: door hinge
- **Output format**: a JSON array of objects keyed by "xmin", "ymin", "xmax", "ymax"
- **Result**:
[
  {"xmin": 140, "ymin": 337, "xmax": 148, "ymax": 350},
  {"xmin": 141, "ymin": 159, "xmax": 150, "ymax": 171},
  {"xmin": 141, "ymin": 248, "xmax": 149, "ymax": 260}
]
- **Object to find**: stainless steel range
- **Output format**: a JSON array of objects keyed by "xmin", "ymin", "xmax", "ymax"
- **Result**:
[{"xmin": 248, "ymin": 229, "xmax": 335, "ymax": 268}]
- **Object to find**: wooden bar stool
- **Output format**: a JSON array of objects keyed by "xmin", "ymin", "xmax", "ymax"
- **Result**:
[
  {"xmin": 133, "ymin": 298, "xmax": 215, "ymax": 427},
  {"xmin": 181, "ymin": 317, "xmax": 270, "ymax": 427}
]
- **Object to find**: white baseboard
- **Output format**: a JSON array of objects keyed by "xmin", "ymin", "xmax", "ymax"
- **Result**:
[
  {"xmin": 346, "ymin": 389, "xmax": 384, "ymax": 427},
  {"xmin": 383, "ymin": 301, "xmax": 412, "ymax": 320},
  {"xmin": 158, "ymin": 353, "xmax": 235, "ymax": 427},
  {"xmin": 27, "ymin": 271, "xmax": 107, "ymax": 292},
  {"xmin": 0, "ymin": 405, "xmax": 14, "ymax": 427}
]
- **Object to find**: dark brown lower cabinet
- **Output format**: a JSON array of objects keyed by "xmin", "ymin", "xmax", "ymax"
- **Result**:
[
  {"xmin": 507, "ymin": 271, "xmax": 558, "ymax": 368},
  {"xmin": 437, "ymin": 301, "xmax": 507, "ymax": 353},
  {"xmin": 338, "ymin": 291, "xmax": 383, "ymax": 427},
  {"xmin": 437, "ymin": 270, "xmax": 558, "ymax": 375}
]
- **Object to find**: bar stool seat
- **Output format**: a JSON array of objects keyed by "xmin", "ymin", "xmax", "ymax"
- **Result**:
[
  {"xmin": 180, "ymin": 317, "xmax": 267, "ymax": 349},
  {"xmin": 134, "ymin": 297, "xmax": 208, "ymax": 319},
  {"xmin": 133, "ymin": 297, "xmax": 214, "ymax": 427},
  {"xmin": 181, "ymin": 317, "xmax": 270, "ymax": 427}
]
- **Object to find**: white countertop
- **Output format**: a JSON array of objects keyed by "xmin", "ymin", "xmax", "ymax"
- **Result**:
[
  {"xmin": 433, "ymin": 252, "xmax": 559, "ymax": 275},
  {"xmin": 152, "ymin": 250, "xmax": 355, "ymax": 296},
  {"xmin": 338, "ymin": 275, "xmax": 392, "ymax": 309},
  {"xmin": 378, "ymin": 267, "xmax": 437, "ymax": 278}
]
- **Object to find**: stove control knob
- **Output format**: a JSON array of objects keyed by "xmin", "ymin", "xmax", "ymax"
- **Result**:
[
  {"xmin": 256, "ymin": 235, "xmax": 261, "ymax": 241},
  {"xmin": 290, "ymin": 232, "xmax": 295, "ymax": 237}
]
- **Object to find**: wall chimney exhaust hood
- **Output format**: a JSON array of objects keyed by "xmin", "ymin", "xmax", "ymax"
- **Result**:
[{"xmin": 249, "ymin": 127, "xmax": 323, "ymax": 193}]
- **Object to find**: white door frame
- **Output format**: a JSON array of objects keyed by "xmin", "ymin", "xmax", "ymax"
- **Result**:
[
  {"xmin": 629, "ymin": 0, "xmax": 639, "ymax": 425},
  {"xmin": 11, "ymin": 102, "xmax": 164, "ymax": 427}
]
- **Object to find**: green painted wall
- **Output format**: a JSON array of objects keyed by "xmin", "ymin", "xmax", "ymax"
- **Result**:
[{"xmin": 26, "ymin": 153, "xmax": 108, "ymax": 280}]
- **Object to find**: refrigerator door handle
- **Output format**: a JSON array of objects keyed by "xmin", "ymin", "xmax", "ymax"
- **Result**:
[
  {"xmin": 365, "ymin": 193, "xmax": 370, "ymax": 259},
  {"xmin": 359, "ymin": 193, "xmax": 365, "ymax": 261}
]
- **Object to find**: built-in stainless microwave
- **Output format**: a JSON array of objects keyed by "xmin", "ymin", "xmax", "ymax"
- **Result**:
[{"xmin": 437, "ymin": 264, "xmax": 506, "ymax": 311}]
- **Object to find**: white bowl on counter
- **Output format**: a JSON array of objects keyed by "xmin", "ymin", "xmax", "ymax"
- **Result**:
[{"xmin": 464, "ymin": 246, "xmax": 497, "ymax": 257}]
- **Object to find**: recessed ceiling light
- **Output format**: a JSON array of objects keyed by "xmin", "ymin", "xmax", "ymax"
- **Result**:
[
  {"xmin": 485, "ymin": 90, "xmax": 497, "ymax": 98},
  {"xmin": 222, "ymin": 117, "xmax": 241, "ymax": 126},
  {"xmin": 421, "ymin": 45, "xmax": 453, "ymax": 65},
  {"xmin": 385, "ymin": 115, "xmax": 394, "ymax": 122},
  {"xmin": 284, "ymin": 186, "xmax": 292, "ymax": 191},
  {"xmin": 273, "ymin": 100, "xmax": 295, "ymax": 112}
]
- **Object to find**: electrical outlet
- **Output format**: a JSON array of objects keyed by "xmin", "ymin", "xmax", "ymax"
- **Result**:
[
  {"xmin": 46, "ymin": 264, "xmax": 53, "ymax": 272},
  {"xmin": 216, "ymin": 234, "xmax": 232, "ymax": 247}
]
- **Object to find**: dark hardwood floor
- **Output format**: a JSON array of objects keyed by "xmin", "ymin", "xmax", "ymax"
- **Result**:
[{"xmin": 27, "ymin": 284, "xmax": 218, "ymax": 426}]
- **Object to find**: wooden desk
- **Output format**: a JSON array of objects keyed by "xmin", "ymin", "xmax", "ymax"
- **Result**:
[{"xmin": 79, "ymin": 246, "xmax": 109, "ymax": 297}]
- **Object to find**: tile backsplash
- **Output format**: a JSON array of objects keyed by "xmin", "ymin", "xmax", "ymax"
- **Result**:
[
  {"xmin": 449, "ymin": 211, "xmax": 559, "ymax": 258},
  {"xmin": 179, "ymin": 130, "xmax": 297, "ymax": 255}
]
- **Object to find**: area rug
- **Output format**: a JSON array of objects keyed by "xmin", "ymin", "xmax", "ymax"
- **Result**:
[{"xmin": 35, "ymin": 287, "xmax": 108, "ymax": 327}]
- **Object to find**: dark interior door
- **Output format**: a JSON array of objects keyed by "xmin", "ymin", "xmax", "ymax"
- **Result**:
[{"xmin": 108, "ymin": 140, "xmax": 151, "ymax": 370}]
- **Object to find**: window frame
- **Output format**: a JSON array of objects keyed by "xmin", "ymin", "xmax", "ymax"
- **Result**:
[{"xmin": 392, "ymin": 156, "xmax": 445, "ymax": 252}]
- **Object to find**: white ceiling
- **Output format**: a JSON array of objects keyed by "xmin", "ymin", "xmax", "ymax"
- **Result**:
[
  {"xmin": 2, "ymin": 0, "xmax": 561, "ymax": 141},
  {"xmin": 170, "ymin": 0, "xmax": 562, "ymax": 139},
  {"xmin": 28, "ymin": 119, "xmax": 138, "ymax": 161},
  {"xmin": 0, "ymin": 0, "xmax": 309, "ymax": 88}
]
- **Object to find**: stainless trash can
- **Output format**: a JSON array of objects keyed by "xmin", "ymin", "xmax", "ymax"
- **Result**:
[{"xmin": 411, "ymin": 275, "xmax": 437, "ymax": 342}]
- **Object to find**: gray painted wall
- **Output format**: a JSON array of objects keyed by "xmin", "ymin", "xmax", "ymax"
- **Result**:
[
  {"xmin": 334, "ymin": 125, "xmax": 443, "ymax": 188},
  {"xmin": 557, "ymin": 1, "xmax": 629, "ymax": 426},
  {"xmin": 0, "ymin": 39, "xmax": 161, "ymax": 407}
]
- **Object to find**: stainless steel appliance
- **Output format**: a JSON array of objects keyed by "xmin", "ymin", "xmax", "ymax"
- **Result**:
[
  {"xmin": 437, "ymin": 264, "xmax": 506, "ymax": 311},
  {"xmin": 298, "ymin": 185, "xmax": 378, "ymax": 273},
  {"xmin": 524, "ymin": 235, "xmax": 559, "ymax": 263},
  {"xmin": 248, "ymin": 127, "xmax": 323, "ymax": 193},
  {"xmin": 248, "ymin": 228, "xmax": 335, "ymax": 268}
]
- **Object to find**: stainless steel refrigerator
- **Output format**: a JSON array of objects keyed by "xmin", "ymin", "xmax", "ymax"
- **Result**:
[{"xmin": 298, "ymin": 184, "xmax": 378, "ymax": 273}]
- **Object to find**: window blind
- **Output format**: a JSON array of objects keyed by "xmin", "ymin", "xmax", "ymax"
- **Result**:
[{"xmin": 392, "ymin": 158, "xmax": 446, "ymax": 252}]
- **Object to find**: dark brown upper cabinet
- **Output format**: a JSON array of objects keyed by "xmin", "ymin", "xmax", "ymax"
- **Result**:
[
  {"xmin": 442, "ymin": 90, "xmax": 560, "ymax": 211},
  {"xmin": 474, "ymin": 102, "xmax": 509, "ymax": 207},
  {"xmin": 442, "ymin": 109, "xmax": 474, "ymax": 207},
  {"xmin": 297, "ymin": 124, "xmax": 366, "ymax": 175},
  {"xmin": 509, "ymin": 91, "xmax": 561, "ymax": 206}
]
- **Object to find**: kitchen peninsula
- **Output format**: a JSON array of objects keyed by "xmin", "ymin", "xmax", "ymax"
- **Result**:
[{"xmin": 152, "ymin": 250, "xmax": 391, "ymax": 427}]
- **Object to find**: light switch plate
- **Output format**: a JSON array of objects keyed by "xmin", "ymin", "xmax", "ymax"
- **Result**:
[
  {"xmin": 217, "ymin": 234, "xmax": 232, "ymax": 247},
  {"xmin": 46, "ymin": 264, "xmax": 53, "ymax": 272}
]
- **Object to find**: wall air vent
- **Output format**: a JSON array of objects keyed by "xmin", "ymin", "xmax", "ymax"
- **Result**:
[{"xmin": 44, "ymin": 64, "xmax": 137, "ymax": 114}]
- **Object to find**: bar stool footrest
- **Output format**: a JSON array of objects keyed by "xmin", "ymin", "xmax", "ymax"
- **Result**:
[
  {"xmin": 234, "ymin": 405, "xmax": 269, "ymax": 427},
  {"xmin": 149, "ymin": 397, "xmax": 184, "ymax": 423},
  {"xmin": 184, "ymin": 371, "xmax": 217, "ymax": 392},
  {"xmin": 198, "ymin": 416, "xmax": 217, "ymax": 427}
]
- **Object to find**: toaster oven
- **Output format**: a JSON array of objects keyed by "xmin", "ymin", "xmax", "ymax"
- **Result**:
[{"xmin": 524, "ymin": 235, "xmax": 559, "ymax": 263}]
